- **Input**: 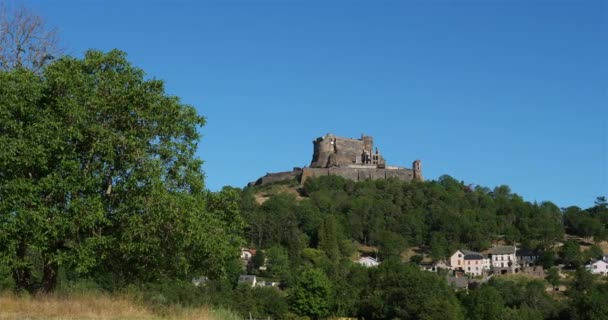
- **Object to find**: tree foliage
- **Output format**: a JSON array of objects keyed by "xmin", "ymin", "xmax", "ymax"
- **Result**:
[
  {"xmin": 288, "ymin": 268, "xmax": 334, "ymax": 320},
  {"xmin": 560, "ymin": 240, "xmax": 582, "ymax": 269},
  {"xmin": 0, "ymin": 50, "xmax": 242, "ymax": 293},
  {"xmin": 237, "ymin": 177, "xmax": 604, "ymax": 319},
  {"xmin": 360, "ymin": 260, "xmax": 464, "ymax": 320},
  {"xmin": 546, "ymin": 267, "xmax": 560, "ymax": 289},
  {"xmin": 244, "ymin": 175, "xmax": 565, "ymax": 263},
  {"xmin": 461, "ymin": 285, "xmax": 504, "ymax": 320},
  {"xmin": 563, "ymin": 199, "xmax": 608, "ymax": 241},
  {"xmin": 231, "ymin": 285, "xmax": 288, "ymax": 320}
]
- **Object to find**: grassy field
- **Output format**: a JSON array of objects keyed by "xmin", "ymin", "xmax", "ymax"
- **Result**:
[{"xmin": 0, "ymin": 292, "xmax": 240, "ymax": 320}]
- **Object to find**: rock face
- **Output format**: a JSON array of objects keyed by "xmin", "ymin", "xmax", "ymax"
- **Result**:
[{"xmin": 249, "ymin": 133, "xmax": 423, "ymax": 187}]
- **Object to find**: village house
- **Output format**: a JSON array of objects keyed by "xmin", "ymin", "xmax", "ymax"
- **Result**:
[
  {"xmin": 490, "ymin": 245, "xmax": 517, "ymax": 274},
  {"xmin": 449, "ymin": 250, "xmax": 490, "ymax": 277},
  {"xmin": 238, "ymin": 275, "xmax": 257, "ymax": 287},
  {"xmin": 449, "ymin": 249, "xmax": 466, "ymax": 270},
  {"xmin": 356, "ymin": 256, "xmax": 380, "ymax": 268},
  {"xmin": 258, "ymin": 280, "xmax": 281, "ymax": 288},
  {"xmin": 586, "ymin": 259, "xmax": 608, "ymax": 276},
  {"xmin": 240, "ymin": 248, "xmax": 256, "ymax": 261},
  {"xmin": 420, "ymin": 261, "xmax": 450, "ymax": 273},
  {"xmin": 516, "ymin": 248, "xmax": 540, "ymax": 268}
]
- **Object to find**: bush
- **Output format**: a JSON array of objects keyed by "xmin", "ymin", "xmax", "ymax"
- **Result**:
[
  {"xmin": 0, "ymin": 265, "xmax": 14, "ymax": 291},
  {"xmin": 230, "ymin": 285, "xmax": 288, "ymax": 319}
]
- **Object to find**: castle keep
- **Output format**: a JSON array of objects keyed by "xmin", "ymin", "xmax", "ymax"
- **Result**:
[
  {"xmin": 311, "ymin": 134, "xmax": 385, "ymax": 168},
  {"xmin": 249, "ymin": 133, "xmax": 423, "ymax": 186}
]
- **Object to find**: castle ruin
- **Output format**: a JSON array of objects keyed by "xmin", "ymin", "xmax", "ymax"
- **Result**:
[{"xmin": 249, "ymin": 133, "xmax": 423, "ymax": 186}]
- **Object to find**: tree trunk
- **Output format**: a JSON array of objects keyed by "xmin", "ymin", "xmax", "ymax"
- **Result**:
[
  {"xmin": 11, "ymin": 266, "xmax": 33, "ymax": 294},
  {"xmin": 38, "ymin": 260, "xmax": 59, "ymax": 294},
  {"xmin": 11, "ymin": 242, "xmax": 33, "ymax": 293}
]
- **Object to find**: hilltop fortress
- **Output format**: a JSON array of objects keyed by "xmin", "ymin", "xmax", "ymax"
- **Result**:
[{"xmin": 249, "ymin": 133, "xmax": 423, "ymax": 186}]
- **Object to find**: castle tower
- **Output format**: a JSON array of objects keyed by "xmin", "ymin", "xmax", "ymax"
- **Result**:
[
  {"xmin": 362, "ymin": 135, "xmax": 373, "ymax": 154},
  {"xmin": 310, "ymin": 134, "xmax": 336, "ymax": 168},
  {"xmin": 412, "ymin": 159, "xmax": 423, "ymax": 181}
]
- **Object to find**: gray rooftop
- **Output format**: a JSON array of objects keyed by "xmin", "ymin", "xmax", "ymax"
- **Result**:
[
  {"xmin": 238, "ymin": 275, "xmax": 256, "ymax": 283},
  {"xmin": 446, "ymin": 276, "xmax": 469, "ymax": 289},
  {"xmin": 516, "ymin": 248, "xmax": 539, "ymax": 257},
  {"xmin": 489, "ymin": 245, "xmax": 516, "ymax": 255},
  {"xmin": 460, "ymin": 249, "xmax": 486, "ymax": 260}
]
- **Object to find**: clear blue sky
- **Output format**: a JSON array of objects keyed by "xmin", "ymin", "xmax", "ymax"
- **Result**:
[{"xmin": 21, "ymin": 0, "xmax": 607, "ymax": 208}]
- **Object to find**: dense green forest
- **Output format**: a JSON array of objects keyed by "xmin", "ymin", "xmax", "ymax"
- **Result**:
[
  {"xmin": 244, "ymin": 176, "xmax": 568, "ymax": 260},
  {"xmin": 1, "ymin": 50, "xmax": 608, "ymax": 320},
  {"xmin": 234, "ymin": 177, "xmax": 608, "ymax": 319}
]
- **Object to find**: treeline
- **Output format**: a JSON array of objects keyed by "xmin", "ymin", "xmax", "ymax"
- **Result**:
[
  {"xmin": 101, "ymin": 256, "xmax": 605, "ymax": 320},
  {"xmin": 563, "ymin": 197, "xmax": 608, "ymax": 241}
]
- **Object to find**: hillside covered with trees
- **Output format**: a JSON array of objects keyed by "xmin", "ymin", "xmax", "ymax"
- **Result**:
[{"xmin": 234, "ymin": 176, "xmax": 607, "ymax": 319}]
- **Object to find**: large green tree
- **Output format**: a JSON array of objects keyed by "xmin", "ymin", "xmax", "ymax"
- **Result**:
[
  {"xmin": 360, "ymin": 259, "xmax": 464, "ymax": 320},
  {"xmin": 560, "ymin": 240, "xmax": 582, "ymax": 269},
  {"xmin": 0, "ymin": 50, "xmax": 241, "ymax": 293},
  {"xmin": 288, "ymin": 268, "xmax": 334, "ymax": 320},
  {"xmin": 461, "ymin": 285, "xmax": 505, "ymax": 320}
]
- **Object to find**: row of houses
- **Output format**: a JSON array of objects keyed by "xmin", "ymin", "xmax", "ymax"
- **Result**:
[
  {"xmin": 353, "ymin": 246, "xmax": 537, "ymax": 276},
  {"xmin": 447, "ymin": 245, "xmax": 540, "ymax": 276},
  {"xmin": 240, "ymin": 247, "xmax": 607, "ymax": 288},
  {"xmin": 191, "ymin": 247, "xmax": 606, "ymax": 292},
  {"xmin": 441, "ymin": 247, "xmax": 608, "ymax": 278}
]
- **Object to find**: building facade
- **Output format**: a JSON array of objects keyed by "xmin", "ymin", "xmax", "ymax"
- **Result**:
[{"xmin": 490, "ymin": 245, "xmax": 517, "ymax": 274}]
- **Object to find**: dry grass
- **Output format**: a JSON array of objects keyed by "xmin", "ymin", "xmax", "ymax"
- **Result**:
[
  {"xmin": 354, "ymin": 242, "xmax": 378, "ymax": 254},
  {"xmin": 253, "ymin": 184, "xmax": 304, "ymax": 205},
  {"xmin": 0, "ymin": 293, "xmax": 232, "ymax": 320},
  {"xmin": 597, "ymin": 241, "xmax": 608, "ymax": 254}
]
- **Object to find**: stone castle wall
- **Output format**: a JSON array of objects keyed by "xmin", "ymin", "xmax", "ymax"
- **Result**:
[
  {"xmin": 250, "ymin": 168, "xmax": 302, "ymax": 186},
  {"xmin": 248, "ymin": 133, "xmax": 423, "ymax": 187},
  {"xmin": 300, "ymin": 167, "xmax": 415, "ymax": 185}
]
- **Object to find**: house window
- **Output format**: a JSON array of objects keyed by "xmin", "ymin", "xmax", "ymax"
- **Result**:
[
  {"xmin": 594, "ymin": 265, "xmax": 598, "ymax": 269},
  {"xmin": 468, "ymin": 267, "xmax": 470, "ymax": 271},
  {"xmin": 458, "ymin": 254, "xmax": 462, "ymax": 258}
]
